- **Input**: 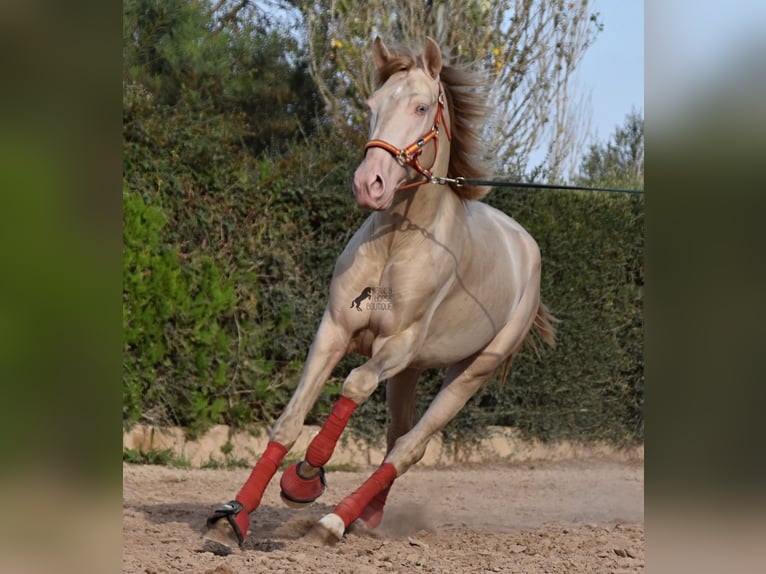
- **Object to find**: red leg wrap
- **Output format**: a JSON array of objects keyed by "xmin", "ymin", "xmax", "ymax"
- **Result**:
[
  {"xmin": 236, "ymin": 441, "xmax": 287, "ymax": 513},
  {"xmin": 334, "ymin": 463, "xmax": 397, "ymax": 528},
  {"xmin": 280, "ymin": 462, "xmax": 326, "ymax": 504},
  {"xmin": 305, "ymin": 396, "xmax": 358, "ymax": 467},
  {"xmin": 359, "ymin": 483, "xmax": 392, "ymax": 529}
]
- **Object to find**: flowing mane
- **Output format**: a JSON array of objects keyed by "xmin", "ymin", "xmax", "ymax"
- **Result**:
[{"xmin": 375, "ymin": 44, "xmax": 491, "ymax": 201}]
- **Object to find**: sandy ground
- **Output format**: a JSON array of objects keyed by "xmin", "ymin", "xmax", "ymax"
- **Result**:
[{"xmin": 123, "ymin": 457, "xmax": 643, "ymax": 573}]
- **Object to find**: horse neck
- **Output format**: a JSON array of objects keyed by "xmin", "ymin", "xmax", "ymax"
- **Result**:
[{"xmin": 385, "ymin": 136, "xmax": 460, "ymax": 231}]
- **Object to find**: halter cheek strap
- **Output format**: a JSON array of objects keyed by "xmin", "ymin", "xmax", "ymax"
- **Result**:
[{"xmin": 363, "ymin": 83, "xmax": 452, "ymax": 192}]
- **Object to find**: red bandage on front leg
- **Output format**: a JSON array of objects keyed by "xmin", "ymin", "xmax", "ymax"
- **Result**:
[
  {"xmin": 236, "ymin": 441, "xmax": 287, "ymax": 512},
  {"xmin": 334, "ymin": 463, "xmax": 398, "ymax": 527},
  {"xmin": 306, "ymin": 396, "xmax": 358, "ymax": 468}
]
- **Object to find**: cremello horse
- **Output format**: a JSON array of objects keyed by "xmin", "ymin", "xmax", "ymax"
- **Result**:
[{"xmin": 206, "ymin": 36, "xmax": 556, "ymax": 546}]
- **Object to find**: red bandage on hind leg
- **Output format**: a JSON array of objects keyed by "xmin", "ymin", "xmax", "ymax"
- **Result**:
[
  {"xmin": 305, "ymin": 396, "xmax": 358, "ymax": 468},
  {"xmin": 236, "ymin": 441, "xmax": 287, "ymax": 512},
  {"xmin": 334, "ymin": 463, "xmax": 398, "ymax": 527},
  {"xmin": 359, "ymin": 483, "xmax": 392, "ymax": 529}
]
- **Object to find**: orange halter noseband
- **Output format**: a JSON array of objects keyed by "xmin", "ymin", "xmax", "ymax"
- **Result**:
[{"xmin": 363, "ymin": 83, "xmax": 452, "ymax": 192}]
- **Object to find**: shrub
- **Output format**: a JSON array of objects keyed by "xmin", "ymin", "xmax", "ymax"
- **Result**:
[{"xmin": 124, "ymin": 129, "xmax": 643, "ymax": 444}]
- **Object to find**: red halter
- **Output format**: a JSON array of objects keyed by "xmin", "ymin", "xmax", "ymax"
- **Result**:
[{"xmin": 363, "ymin": 83, "xmax": 452, "ymax": 192}]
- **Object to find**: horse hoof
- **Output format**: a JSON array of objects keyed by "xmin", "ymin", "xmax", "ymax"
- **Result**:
[
  {"xmin": 203, "ymin": 519, "xmax": 242, "ymax": 549},
  {"xmin": 279, "ymin": 491, "xmax": 313, "ymax": 509},
  {"xmin": 304, "ymin": 513, "xmax": 344, "ymax": 545},
  {"xmin": 279, "ymin": 462, "xmax": 326, "ymax": 507},
  {"xmin": 203, "ymin": 501, "xmax": 248, "ymax": 549}
]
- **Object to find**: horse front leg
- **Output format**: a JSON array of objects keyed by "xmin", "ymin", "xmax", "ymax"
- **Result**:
[
  {"xmin": 204, "ymin": 310, "xmax": 349, "ymax": 548},
  {"xmin": 306, "ymin": 352, "xmax": 499, "ymax": 544},
  {"xmin": 300, "ymin": 330, "xmax": 424, "ymax": 543},
  {"xmin": 280, "ymin": 327, "xmax": 422, "ymax": 503}
]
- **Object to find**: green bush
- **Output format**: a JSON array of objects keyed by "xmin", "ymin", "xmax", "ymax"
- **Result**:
[
  {"xmin": 123, "ymin": 125, "xmax": 643, "ymax": 444},
  {"xmin": 482, "ymin": 189, "xmax": 644, "ymax": 443},
  {"xmin": 122, "ymin": 189, "xmax": 239, "ymax": 435}
]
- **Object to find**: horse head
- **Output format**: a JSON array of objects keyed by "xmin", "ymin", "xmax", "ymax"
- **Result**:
[{"xmin": 352, "ymin": 37, "xmax": 449, "ymax": 211}]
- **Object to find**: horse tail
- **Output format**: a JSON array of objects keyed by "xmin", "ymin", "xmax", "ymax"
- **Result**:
[
  {"xmin": 497, "ymin": 301, "xmax": 558, "ymax": 390},
  {"xmin": 534, "ymin": 301, "xmax": 558, "ymax": 348},
  {"xmin": 497, "ymin": 355, "xmax": 514, "ymax": 392}
]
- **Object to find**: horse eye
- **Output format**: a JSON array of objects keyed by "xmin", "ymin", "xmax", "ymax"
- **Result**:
[{"xmin": 416, "ymin": 105, "xmax": 428, "ymax": 114}]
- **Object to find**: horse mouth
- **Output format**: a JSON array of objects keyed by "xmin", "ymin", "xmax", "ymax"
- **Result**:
[{"xmin": 354, "ymin": 189, "xmax": 395, "ymax": 211}]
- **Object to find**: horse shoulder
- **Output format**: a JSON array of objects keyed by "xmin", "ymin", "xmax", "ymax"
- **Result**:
[{"xmin": 467, "ymin": 201, "xmax": 539, "ymax": 253}]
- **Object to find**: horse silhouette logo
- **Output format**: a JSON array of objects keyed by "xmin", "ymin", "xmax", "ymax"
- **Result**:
[{"xmin": 350, "ymin": 287, "xmax": 373, "ymax": 311}]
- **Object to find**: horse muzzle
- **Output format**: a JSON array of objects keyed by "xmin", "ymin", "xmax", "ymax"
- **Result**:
[{"xmin": 352, "ymin": 162, "xmax": 396, "ymax": 210}]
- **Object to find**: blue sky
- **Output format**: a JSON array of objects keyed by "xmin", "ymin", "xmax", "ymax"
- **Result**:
[
  {"xmin": 526, "ymin": 1, "xmax": 644, "ymax": 174},
  {"xmin": 579, "ymin": 1, "xmax": 766, "ymax": 142},
  {"xmin": 577, "ymin": 0, "xmax": 644, "ymax": 146}
]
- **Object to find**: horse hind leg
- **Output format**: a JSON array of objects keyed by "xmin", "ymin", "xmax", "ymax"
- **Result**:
[
  {"xmin": 325, "ymin": 299, "xmax": 541, "ymax": 540},
  {"xmin": 306, "ymin": 355, "xmax": 494, "ymax": 545},
  {"xmin": 346, "ymin": 368, "xmax": 422, "ymax": 533},
  {"xmin": 306, "ymin": 462, "xmax": 399, "ymax": 544}
]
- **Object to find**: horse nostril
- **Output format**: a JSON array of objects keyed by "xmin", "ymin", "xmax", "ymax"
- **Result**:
[{"xmin": 370, "ymin": 174, "xmax": 384, "ymax": 196}]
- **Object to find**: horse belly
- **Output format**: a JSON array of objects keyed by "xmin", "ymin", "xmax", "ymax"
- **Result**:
[
  {"xmin": 411, "ymin": 258, "xmax": 523, "ymax": 368},
  {"xmin": 412, "ymin": 303, "xmax": 501, "ymax": 368},
  {"xmin": 411, "ymin": 207, "xmax": 538, "ymax": 368}
]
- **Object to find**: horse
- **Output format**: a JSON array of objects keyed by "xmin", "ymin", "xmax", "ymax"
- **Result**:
[{"xmin": 205, "ymin": 36, "xmax": 556, "ymax": 547}]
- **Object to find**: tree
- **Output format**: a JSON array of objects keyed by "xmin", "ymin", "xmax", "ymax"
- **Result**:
[
  {"xmin": 294, "ymin": 0, "xmax": 601, "ymax": 177},
  {"xmin": 123, "ymin": 0, "xmax": 319, "ymax": 156},
  {"xmin": 577, "ymin": 109, "xmax": 644, "ymax": 190}
]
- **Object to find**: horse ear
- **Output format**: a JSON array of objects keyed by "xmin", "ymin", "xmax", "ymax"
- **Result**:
[
  {"xmin": 423, "ymin": 37, "xmax": 442, "ymax": 79},
  {"xmin": 373, "ymin": 36, "xmax": 390, "ymax": 70}
]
